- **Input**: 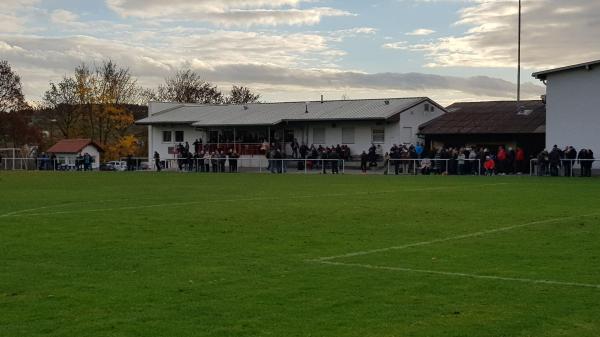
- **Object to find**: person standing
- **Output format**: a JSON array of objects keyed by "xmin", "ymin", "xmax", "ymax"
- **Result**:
[
  {"xmin": 496, "ymin": 146, "xmax": 507, "ymax": 174},
  {"xmin": 548, "ymin": 145, "xmax": 562, "ymax": 177},
  {"xmin": 457, "ymin": 150, "xmax": 466, "ymax": 175},
  {"xmin": 360, "ymin": 151, "xmax": 368, "ymax": 173},
  {"xmin": 415, "ymin": 143, "xmax": 424, "ymax": 159},
  {"xmin": 219, "ymin": 150, "xmax": 227, "ymax": 172},
  {"xmin": 564, "ymin": 146, "xmax": 577, "ymax": 177},
  {"xmin": 515, "ymin": 147, "xmax": 525, "ymax": 174},
  {"xmin": 330, "ymin": 149, "xmax": 340, "ymax": 174},
  {"xmin": 154, "ymin": 151, "xmax": 161, "ymax": 172},
  {"xmin": 321, "ymin": 148, "xmax": 329, "ymax": 174}
]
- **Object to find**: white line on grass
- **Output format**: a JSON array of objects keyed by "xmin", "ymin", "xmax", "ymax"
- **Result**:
[
  {"xmin": 313, "ymin": 213, "xmax": 600, "ymax": 262},
  {"xmin": 0, "ymin": 183, "xmax": 509, "ymax": 218},
  {"xmin": 0, "ymin": 197, "xmax": 163, "ymax": 217},
  {"xmin": 317, "ymin": 261, "xmax": 600, "ymax": 289}
]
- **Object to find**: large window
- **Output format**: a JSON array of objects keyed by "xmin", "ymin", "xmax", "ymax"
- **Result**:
[
  {"xmin": 342, "ymin": 128, "xmax": 355, "ymax": 144},
  {"xmin": 175, "ymin": 131, "xmax": 184, "ymax": 143},
  {"xmin": 372, "ymin": 128, "xmax": 385, "ymax": 143},
  {"xmin": 313, "ymin": 128, "xmax": 326, "ymax": 144},
  {"xmin": 162, "ymin": 131, "xmax": 172, "ymax": 143}
]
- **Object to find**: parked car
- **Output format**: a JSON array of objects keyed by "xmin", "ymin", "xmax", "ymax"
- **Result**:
[
  {"xmin": 107, "ymin": 161, "xmax": 128, "ymax": 171},
  {"xmin": 99, "ymin": 163, "xmax": 114, "ymax": 171}
]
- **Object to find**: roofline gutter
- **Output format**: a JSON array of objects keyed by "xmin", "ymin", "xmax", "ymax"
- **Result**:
[{"xmin": 532, "ymin": 60, "xmax": 600, "ymax": 81}]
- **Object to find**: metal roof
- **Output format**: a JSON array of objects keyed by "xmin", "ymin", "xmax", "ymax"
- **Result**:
[
  {"xmin": 47, "ymin": 139, "xmax": 104, "ymax": 153},
  {"xmin": 419, "ymin": 100, "xmax": 546, "ymax": 135},
  {"xmin": 532, "ymin": 59, "xmax": 600, "ymax": 80},
  {"xmin": 136, "ymin": 98, "xmax": 438, "ymax": 126}
]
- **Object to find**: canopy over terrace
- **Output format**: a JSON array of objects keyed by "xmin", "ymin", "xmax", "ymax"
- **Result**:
[{"xmin": 137, "ymin": 98, "xmax": 444, "ymax": 155}]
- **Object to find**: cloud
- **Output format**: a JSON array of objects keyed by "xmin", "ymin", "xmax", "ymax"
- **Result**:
[
  {"xmin": 382, "ymin": 41, "xmax": 409, "ymax": 50},
  {"xmin": 406, "ymin": 28, "xmax": 435, "ymax": 36},
  {"xmin": 0, "ymin": 33, "xmax": 543, "ymax": 105},
  {"xmin": 403, "ymin": 0, "xmax": 600, "ymax": 69},
  {"xmin": 105, "ymin": 0, "xmax": 353, "ymax": 27},
  {"xmin": 0, "ymin": 0, "xmax": 41, "ymax": 33}
]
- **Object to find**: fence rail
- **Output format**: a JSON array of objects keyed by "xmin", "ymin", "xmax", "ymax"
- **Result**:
[
  {"xmin": 156, "ymin": 158, "xmax": 345, "ymax": 174},
  {"xmin": 386, "ymin": 159, "xmax": 482, "ymax": 176}
]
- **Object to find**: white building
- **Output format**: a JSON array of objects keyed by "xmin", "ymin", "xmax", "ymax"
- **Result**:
[
  {"xmin": 533, "ymin": 60, "xmax": 600, "ymax": 152},
  {"xmin": 46, "ymin": 139, "xmax": 103, "ymax": 169},
  {"xmin": 136, "ymin": 98, "xmax": 446, "ymax": 162}
]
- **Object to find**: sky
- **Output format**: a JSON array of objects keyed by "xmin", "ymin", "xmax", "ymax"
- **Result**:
[{"xmin": 1, "ymin": 0, "xmax": 599, "ymax": 106}]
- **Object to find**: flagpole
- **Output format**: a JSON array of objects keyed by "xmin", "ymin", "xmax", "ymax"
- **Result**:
[{"xmin": 517, "ymin": 0, "xmax": 522, "ymax": 111}]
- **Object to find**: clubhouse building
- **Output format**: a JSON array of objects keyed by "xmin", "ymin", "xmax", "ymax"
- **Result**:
[{"xmin": 136, "ymin": 98, "xmax": 446, "ymax": 160}]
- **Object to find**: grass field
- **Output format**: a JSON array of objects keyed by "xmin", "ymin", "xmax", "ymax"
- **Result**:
[{"xmin": 1, "ymin": 172, "xmax": 600, "ymax": 337}]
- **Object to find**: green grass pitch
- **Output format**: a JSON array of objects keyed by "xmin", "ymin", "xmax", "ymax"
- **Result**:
[{"xmin": 1, "ymin": 172, "xmax": 600, "ymax": 337}]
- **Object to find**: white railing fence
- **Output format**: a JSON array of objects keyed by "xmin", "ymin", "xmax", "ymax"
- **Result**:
[
  {"xmin": 155, "ymin": 158, "xmax": 346, "ymax": 174},
  {"xmin": 387, "ymin": 159, "xmax": 482, "ymax": 176}
]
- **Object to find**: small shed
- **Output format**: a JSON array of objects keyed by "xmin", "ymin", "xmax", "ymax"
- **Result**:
[
  {"xmin": 47, "ymin": 139, "xmax": 104, "ymax": 169},
  {"xmin": 419, "ymin": 100, "xmax": 546, "ymax": 156}
]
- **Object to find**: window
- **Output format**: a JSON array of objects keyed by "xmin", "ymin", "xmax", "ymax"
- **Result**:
[
  {"xmin": 342, "ymin": 128, "xmax": 355, "ymax": 144},
  {"xmin": 162, "ymin": 131, "xmax": 172, "ymax": 143},
  {"xmin": 430, "ymin": 105, "xmax": 435, "ymax": 112},
  {"xmin": 372, "ymin": 128, "xmax": 385, "ymax": 143},
  {"xmin": 313, "ymin": 128, "xmax": 326, "ymax": 144},
  {"xmin": 402, "ymin": 127, "xmax": 413, "ymax": 143},
  {"xmin": 175, "ymin": 131, "xmax": 184, "ymax": 143},
  {"xmin": 424, "ymin": 103, "xmax": 430, "ymax": 112}
]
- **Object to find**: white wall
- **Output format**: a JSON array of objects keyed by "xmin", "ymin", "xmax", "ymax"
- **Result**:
[
  {"xmin": 151, "ymin": 125, "xmax": 206, "ymax": 160},
  {"xmin": 55, "ymin": 145, "xmax": 101, "ymax": 169},
  {"xmin": 545, "ymin": 67, "xmax": 600, "ymax": 152},
  {"xmin": 398, "ymin": 101, "xmax": 445, "ymax": 145}
]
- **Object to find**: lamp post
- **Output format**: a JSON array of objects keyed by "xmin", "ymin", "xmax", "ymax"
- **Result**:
[{"xmin": 517, "ymin": 0, "xmax": 522, "ymax": 112}]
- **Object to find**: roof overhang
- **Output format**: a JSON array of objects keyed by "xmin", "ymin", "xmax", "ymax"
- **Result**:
[{"xmin": 532, "ymin": 59, "xmax": 600, "ymax": 81}]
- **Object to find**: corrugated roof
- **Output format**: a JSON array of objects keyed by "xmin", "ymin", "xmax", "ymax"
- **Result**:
[
  {"xmin": 533, "ymin": 59, "xmax": 600, "ymax": 80},
  {"xmin": 419, "ymin": 100, "xmax": 546, "ymax": 135},
  {"xmin": 136, "ymin": 98, "xmax": 436, "ymax": 126},
  {"xmin": 47, "ymin": 139, "xmax": 104, "ymax": 154}
]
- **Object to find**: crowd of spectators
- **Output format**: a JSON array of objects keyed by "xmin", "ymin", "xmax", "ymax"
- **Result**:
[
  {"xmin": 535, "ymin": 145, "xmax": 595, "ymax": 177},
  {"xmin": 361, "ymin": 144, "xmax": 529, "ymax": 176},
  {"xmin": 155, "ymin": 138, "xmax": 595, "ymax": 177},
  {"xmin": 156, "ymin": 141, "xmax": 240, "ymax": 173}
]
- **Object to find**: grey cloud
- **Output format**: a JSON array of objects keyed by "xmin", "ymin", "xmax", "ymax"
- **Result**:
[
  {"xmin": 105, "ymin": 0, "xmax": 351, "ymax": 27},
  {"xmin": 403, "ymin": 0, "xmax": 600, "ymax": 70}
]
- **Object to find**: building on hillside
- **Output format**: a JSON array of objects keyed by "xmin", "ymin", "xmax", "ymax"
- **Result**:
[
  {"xmin": 533, "ymin": 59, "xmax": 600, "ymax": 152},
  {"xmin": 418, "ymin": 100, "xmax": 546, "ymax": 157},
  {"xmin": 136, "ymin": 98, "xmax": 446, "ymax": 161},
  {"xmin": 47, "ymin": 139, "xmax": 103, "ymax": 169}
]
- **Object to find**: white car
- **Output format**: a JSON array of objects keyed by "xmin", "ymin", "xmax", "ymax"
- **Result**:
[{"xmin": 107, "ymin": 161, "xmax": 128, "ymax": 171}]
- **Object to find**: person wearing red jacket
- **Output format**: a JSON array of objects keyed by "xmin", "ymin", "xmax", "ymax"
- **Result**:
[
  {"xmin": 515, "ymin": 147, "xmax": 525, "ymax": 174},
  {"xmin": 496, "ymin": 146, "xmax": 507, "ymax": 174},
  {"xmin": 484, "ymin": 156, "xmax": 496, "ymax": 176}
]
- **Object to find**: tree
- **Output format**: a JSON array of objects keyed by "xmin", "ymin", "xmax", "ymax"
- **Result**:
[
  {"xmin": 227, "ymin": 85, "xmax": 260, "ymax": 104},
  {"xmin": 0, "ymin": 60, "xmax": 26, "ymax": 113},
  {"xmin": 66, "ymin": 60, "xmax": 138, "ymax": 144},
  {"xmin": 43, "ymin": 76, "xmax": 81, "ymax": 139},
  {"xmin": 94, "ymin": 60, "xmax": 138, "ymax": 144},
  {"xmin": 0, "ymin": 109, "xmax": 42, "ymax": 148},
  {"xmin": 157, "ymin": 69, "xmax": 224, "ymax": 104},
  {"xmin": 104, "ymin": 134, "xmax": 142, "ymax": 161}
]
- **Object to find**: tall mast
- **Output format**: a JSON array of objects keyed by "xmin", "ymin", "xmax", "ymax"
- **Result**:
[{"xmin": 517, "ymin": 0, "xmax": 522, "ymax": 111}]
